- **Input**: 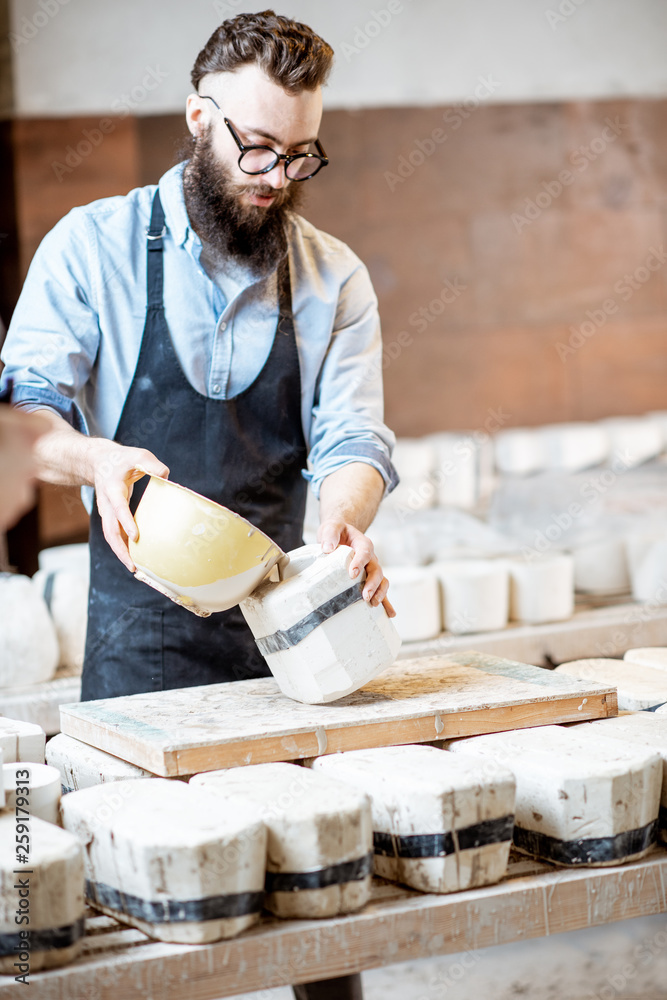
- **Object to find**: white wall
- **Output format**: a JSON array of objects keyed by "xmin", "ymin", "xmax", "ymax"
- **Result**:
[{"xmin": 9, "ymin": 0, "xmax": 667, "ymax": 117}]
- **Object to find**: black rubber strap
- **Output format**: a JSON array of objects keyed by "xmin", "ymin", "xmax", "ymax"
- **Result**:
[
  {"xmin": 86, "ymin": 880, "xmax": 263, "ymax": 922},
  {"xmin": 659, "ymin": 805, "xmax": 667, "ymax": 829},
  {"xmin": 513, "ymin": 819, "xmax": 659, "ymax": 865},
  {"xmin": 0, "ymin": 918, "xmax": 84, "ymax": 956},
  {"xmin": 265, "ymin": 851, "xmax": 373, "ymax": 893},
  {"xmin": 255, "ymin": 581, "xmax": 365, "ymax": 656},
  {"xmin": 373, "ymin": 814, "xmax": 515, "ymax": 859},
  {"xmin": 643, "ymin": 703, "xmax": 666, "ymax": 713}
]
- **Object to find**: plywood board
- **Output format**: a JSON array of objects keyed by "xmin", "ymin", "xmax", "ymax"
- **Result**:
[
  {"xmin": 59, "ymin": 652, "xmax": 617, "ymax": 777},
  {"xmin": 15, "ymin": 849, "xmax": 667, "ymax": 1000}
]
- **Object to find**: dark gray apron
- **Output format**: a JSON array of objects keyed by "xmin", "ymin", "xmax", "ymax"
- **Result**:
[{"xmin": 81, "ymin": 190, "xmax": 308, "ymax": 700}]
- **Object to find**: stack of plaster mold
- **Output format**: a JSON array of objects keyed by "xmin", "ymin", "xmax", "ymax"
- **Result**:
[
  {"xmin": 383, "ymin": 438, "xmax": 438, "ymax": 513},
  {"xmin": 307, "ymin": 744, "xmax": 516, "ymax": 893},
  {"xmin": 0, "ymin": 815, "xmax": 85, "ymax": 972},
  {"xmin": 555, "ymin": 658, "xmax": 667, "ymax": 712},
  {"xmin": 0, "ymin": 718, "xmax": 61, "ymax": 825},
  {"xmin": 574, "ymin": 711, "xmax": 667, "ymax": 843},
  {"xmin": 505, "ymin": 552, "xmax": 574, "ymax": 624},
  {"xmin": 0, "ymin": 717, "xmax": 46, "ymax": 764},
  {"xmin": 384, "ymin": 565, "xmax": 442, "ymax": 641},
  {"xmin": 240, "ymin": 543, "xmax": 401, "ymax": 704},
  {"xmin": 191, "ymin": 762, "xmax": 373, "ymax": 918},
  {"xmin": 430, "ymin": 559, "xmax": 510, "ymax": 634},
  {"xmin": 2, "ymin": 762, "xmax": 62, "ymax": 825},
  {"xmin": 625, "ymin": 529, "xmax": 667, "ymax": 603},
  {"xmin": 624, "ymin": 648, "xmax": 667, "ymax": 670},
  {"xmin": 60, "ymin": 778, "xmax": 267, "ymax": 942},
  {"xmin": 34, "ymin": 543, "xmax": 90, "ymax": 675},
  {"xmin": 447, "ymin": 725, "xmax": 661, "ymax": 866},
  {"xmin": 0, "ymin": 716, "xmax": 85, "ymax": 972},
  {"xmin": 0, "ymin": 573, "xmax": 59, "ymax": 687},
  {"xmin": 47, "ymin": 733, "xmax": 155, "ymax": 793}
]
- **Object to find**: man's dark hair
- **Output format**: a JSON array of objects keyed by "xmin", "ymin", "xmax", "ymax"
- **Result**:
[{"xmin": 191, "ymin": 9, "xmax": 334, "ymax": 94}]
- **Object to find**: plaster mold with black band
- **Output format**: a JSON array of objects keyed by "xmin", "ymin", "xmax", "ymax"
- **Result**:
[
  {"xmin": 240, "ymin": 544, "xmax": 402, "ymax": 704},
  {"xmin": 575, "ymin": 712, "xmax": 667, "ymax": 842},
  {"xmin": 447, "ymin": 725, "xmax": 661, "ymax": 866},
  {"xmin": 191, "ymin": 761, "xmax": 373, "ymax": 919},
  {"xmin": 0, "ymin": 814, "xmax": 85, "ymax": 973},
  {"xmin": 46, "ymin": 733, "xmax": 155, "ymax": 794},
  {"xmin": 307, "ymin": 744, "xmax": 516, "ymax": 893},
  {"xmin": 60, "ymin": 778, "xmax": 267, "ymax": 943}
]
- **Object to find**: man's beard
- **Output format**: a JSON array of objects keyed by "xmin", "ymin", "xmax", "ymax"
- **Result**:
[{"xmin": 182, "ymin": 127, "xmax": 304, "ymax": 275}]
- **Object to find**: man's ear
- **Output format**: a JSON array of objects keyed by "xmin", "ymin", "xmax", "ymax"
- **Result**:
[{"xmin": 185, "ymin": 93, "xmax": 206, "ymax": 139}]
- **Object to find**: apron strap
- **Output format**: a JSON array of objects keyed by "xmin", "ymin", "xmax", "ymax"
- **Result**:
[
  {"xmin": 277, "ymin": 249, "xmax": 293, "ymax": 334},
  {"xmin": 146, "ymin": 190, "xmax": 166, "ymax": 309}
]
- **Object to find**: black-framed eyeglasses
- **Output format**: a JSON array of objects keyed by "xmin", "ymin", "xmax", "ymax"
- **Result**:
[{"xmin": 199, "ymin": 94, "xmax": 329, "ymax": 181}]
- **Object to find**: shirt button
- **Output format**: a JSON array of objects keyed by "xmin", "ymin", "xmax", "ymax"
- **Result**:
[
  {"xmin": 212, "ymin": 384, "xmax": 221, "ymax": 394},
  {"xmin": 220, "ymin": 321, "xmax": 227, "ymax": 332}
]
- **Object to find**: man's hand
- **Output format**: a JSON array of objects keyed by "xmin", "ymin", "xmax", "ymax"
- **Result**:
[
  {"xmin": 318, "ymin": 518, "xmax": 396, "ymax": 617},
  {"xmin": 91, "ymin": 443, "xmax": 169, "ymax": 572}
]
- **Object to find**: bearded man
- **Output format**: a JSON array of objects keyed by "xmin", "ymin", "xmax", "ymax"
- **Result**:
[{"xmin": 1, "ymin": 14, "xmax": 396, "ymax": 996}]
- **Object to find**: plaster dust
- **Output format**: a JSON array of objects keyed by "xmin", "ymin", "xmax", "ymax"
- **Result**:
[{"xmin": 223, "ymin": 914, "xmax": 667, "ymax": 1000}]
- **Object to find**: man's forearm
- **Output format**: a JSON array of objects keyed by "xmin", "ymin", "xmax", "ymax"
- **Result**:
[
  {"xmin": 318, "ymin": 462, "xmax": 385, "ymax": 533},
  {"xmin": 30, "ymin": 408, "xmax": 106, "ymax": 487}
]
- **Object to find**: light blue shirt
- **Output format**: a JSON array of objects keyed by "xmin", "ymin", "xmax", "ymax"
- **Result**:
[{"xmin": 1, "ymin": 162, "xmax": 397, "ymax": 507}]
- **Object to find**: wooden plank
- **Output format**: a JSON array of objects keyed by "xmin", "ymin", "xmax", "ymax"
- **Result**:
[
  {"xmin": 59, "ymin": 652, "xmax": 617, "ymax": 776},
  {"xmin": 400, "ymin": 601, "xmax": 667, "ymax": 665},
  {"xmin": 10, "ymin": 848, "xmax": 667, "ymax": 1000}
]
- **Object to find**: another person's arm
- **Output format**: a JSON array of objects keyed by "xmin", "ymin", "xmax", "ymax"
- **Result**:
[
  {"xmin": 0, "ymin": 406, "xmax": 49, "ymax": 533},
  {"xmin": 31, "ymin": 410, "xmax": 168, "ymax": 571}
]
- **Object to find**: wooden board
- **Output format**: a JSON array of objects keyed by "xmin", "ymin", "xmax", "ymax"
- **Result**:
[
  {"xmin": 10, "ymin": 848, "xmax": 667, "ymax": 1000},
  {"xmin": 59, "ymin": 652, "xmax": 617, "ymax": 777}
]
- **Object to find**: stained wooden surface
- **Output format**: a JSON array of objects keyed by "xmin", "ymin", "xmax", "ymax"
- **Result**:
[
  {"xmin": 8, "ymin": 848, "xmax": 667, "ymax": 1000},
  {"xmin": 59, "ymin": 652, "xmax": 616, "ymax": 776}
]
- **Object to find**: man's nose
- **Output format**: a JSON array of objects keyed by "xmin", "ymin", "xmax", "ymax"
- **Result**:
[{"xmin": 263, "ymin": 161, "xmax": 289, "ymax": 189}]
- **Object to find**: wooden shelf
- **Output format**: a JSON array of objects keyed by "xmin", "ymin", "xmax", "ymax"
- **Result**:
[{"xmin": 11, "ymin": 848, "xmax": 667, "ymax": 1000}]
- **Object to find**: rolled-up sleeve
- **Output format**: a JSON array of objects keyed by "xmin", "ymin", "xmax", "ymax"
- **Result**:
[
  {"xmin": 306, "ymin": 260, "xmax": 398, "ymax": 498},
  {"xmin": 1, "ymin": 209, "xmax": 99, "ymax": 435}
]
